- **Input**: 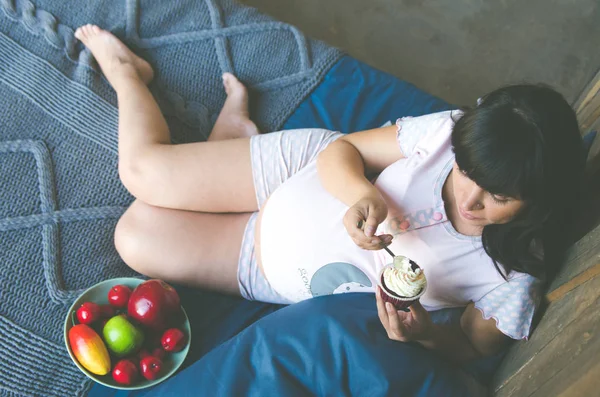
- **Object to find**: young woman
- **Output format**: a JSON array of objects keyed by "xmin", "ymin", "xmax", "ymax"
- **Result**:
[{"xmin": 75, "ymin": 25, "xmax": 585, "ymax": 363}]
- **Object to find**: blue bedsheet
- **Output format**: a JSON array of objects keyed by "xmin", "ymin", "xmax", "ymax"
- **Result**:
[
  {"xmin": 90, "ymin": 57, "xmax": 488, "ymax": 397},
  {"xmin": 94, "ymin": 293, "xmax": 473, "ymax": 397},
  {"xmin": 284, "ymin": 55, "xmax": 453, "ymax": 132}
]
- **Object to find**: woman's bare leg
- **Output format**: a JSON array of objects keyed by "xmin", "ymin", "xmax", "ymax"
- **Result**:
[
  {"xmin": 74, "ymin": 25, "xmax": 269, "ymax": 292},
  {"xmin": 75, "ymin": 25, "xmax": 259, "ymax": 213},
  {"xmin": 115, "ymin": 201, "xmax": 250, "ymax": 295},
  {"xmin": 109, "ymin": 73, "xmax": 261, "ymax": 290},
  {"xmin": 109, "ymin": 74, "xmax": 260, "ymax": 291}
]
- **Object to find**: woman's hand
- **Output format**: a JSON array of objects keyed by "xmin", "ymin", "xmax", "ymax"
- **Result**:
[
  {"xmin": 343, "ymin": 192, "xmax": 393, "ymax": 250},
  {"xmin": 376, "ymin": 287, "xmax": 433, "ymax": 342}
]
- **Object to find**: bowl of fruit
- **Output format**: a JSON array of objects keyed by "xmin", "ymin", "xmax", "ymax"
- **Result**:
[{"xmin": 64, "ymin": 278, "xmax": 191, "ymax": 389}]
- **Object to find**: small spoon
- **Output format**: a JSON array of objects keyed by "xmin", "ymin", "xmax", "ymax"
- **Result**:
[{"xmin": 383, "ymin": 246, "xmax": 396, "ymax": 258}]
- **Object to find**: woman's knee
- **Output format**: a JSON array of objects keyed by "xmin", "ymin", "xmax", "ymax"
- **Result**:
[
  {"xmin": 114, "ymin": 201, "xmax": 154, "ymax": 274},
  {"xmin": 118, "ymin": 150, "xmax": 158, "ymax": 204}
]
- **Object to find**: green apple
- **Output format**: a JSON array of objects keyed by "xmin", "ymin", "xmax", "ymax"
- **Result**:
[{"xmin": 102, "ymin": 315, "xmax": 144, "ymax": 357}]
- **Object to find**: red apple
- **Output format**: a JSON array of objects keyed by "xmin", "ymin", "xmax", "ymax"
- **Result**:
[
  {"xmin": 112, "ymin": 359, "xmax": 138, "ymax": 385},
  {"xmin": 76, "ymin": 302, "xmax": 101, "ymax": 325},
  {"xmin": 161, "ymin": 328, "xmax": 187, "ymax": 352},
  {"xmin": 127, "ymin": 280, "xmax": 181, "ymax": 331},
  {"xmin": 108, "ymin": 285, "xmax": 132, "ymax": 308},
  {"xmin": 140, "ymin": 356, "xmax": 163, "ymax": 381}
]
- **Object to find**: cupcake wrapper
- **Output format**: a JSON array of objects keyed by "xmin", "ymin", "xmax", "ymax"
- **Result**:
[{"xmin": 378, "ymin": 264, "xmax": 427, "ymax": 310}]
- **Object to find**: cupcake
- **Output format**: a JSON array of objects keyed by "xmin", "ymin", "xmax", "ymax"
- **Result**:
[{"xmin": 378, "ymin": 255, "xmax": 427, "ymax": 310}]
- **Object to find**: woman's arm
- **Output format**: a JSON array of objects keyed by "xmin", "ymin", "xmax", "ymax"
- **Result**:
[
  {"xmin": 418, "ymin": 303, "xmax": 510, "ymax": 362},
  {"xmin": 317, "ymin": 125, "xmax": 404, "ymax": 249},
  {"xmin": 316, "ymin": 125, "xmax": 404, "ymax": 206},
  {"xmin": 376, "ymin": 291, "xmax": 510, "ymax": 363}
]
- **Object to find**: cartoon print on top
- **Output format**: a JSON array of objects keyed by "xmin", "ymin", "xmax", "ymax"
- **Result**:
[{"xmin": 309, "ymin": 262, "xmax": 372, "ymax": 297}]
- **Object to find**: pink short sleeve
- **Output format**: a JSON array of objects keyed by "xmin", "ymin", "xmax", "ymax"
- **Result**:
[
  {"xmin": 395, "ymin": 111, "xmax": 459, "ymax": 158},
  {"xmin": 474, "ymin": 274, "xmax": 542, "ymax": 340}
]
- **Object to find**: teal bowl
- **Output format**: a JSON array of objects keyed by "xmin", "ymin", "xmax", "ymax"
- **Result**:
[{"xmin": 64, "ymin": 277, "xmax": 191, "ymax": 390}]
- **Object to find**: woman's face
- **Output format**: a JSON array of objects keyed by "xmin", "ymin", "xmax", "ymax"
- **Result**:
[{"xmin": 450, "ymin": 162, "xmax": 525, "ymax": 228}]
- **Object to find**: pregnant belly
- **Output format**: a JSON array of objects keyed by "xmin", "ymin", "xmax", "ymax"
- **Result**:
[{"xmin": 257, "ymin": 163, "xmax": 379, "ymax": 302}]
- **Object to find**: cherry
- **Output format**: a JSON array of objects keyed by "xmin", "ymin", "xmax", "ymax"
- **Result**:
[
  {"xmin": 76, "ymin": 302, "xmax": 101, "ymax": 325},
  {"xmin": 140, "ymin": 356, "xmax": 163, "ymax": 381},
  {"xmin": 108, "ymin": 285, "xmax": 132, "ymax": 308},
  {"xmin": 161, "ymin": 328, "xmax": 187, "ymax": 352},
  {"xmin": 112, "ymin": 359, "xmax": 138, "ymax": 385}
]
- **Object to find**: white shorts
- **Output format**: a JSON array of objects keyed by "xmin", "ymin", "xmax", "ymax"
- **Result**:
[{"xmin": 237, "ymin": 129, "xmax": 342, "ymax": 303}]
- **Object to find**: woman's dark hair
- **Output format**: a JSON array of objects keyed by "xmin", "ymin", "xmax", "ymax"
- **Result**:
[{"xmin": 451, "ymin": 84, "xmax": 586, "ymax": 282}]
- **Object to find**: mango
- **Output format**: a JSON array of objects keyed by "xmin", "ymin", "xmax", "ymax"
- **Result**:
[{"xmin": 68, "ymin": 324, "xmax": 111, "ymax": 375}]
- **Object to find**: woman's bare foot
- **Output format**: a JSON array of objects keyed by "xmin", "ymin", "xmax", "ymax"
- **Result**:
[
  {"xmin": 75, "ymin": 24, "xmax": 154, "ymax": 89},
  {"xmin": 209, "ymin": 73, "xmax": 259, "ymax": 141}
]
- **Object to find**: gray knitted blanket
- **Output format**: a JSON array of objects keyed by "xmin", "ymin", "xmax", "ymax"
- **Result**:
[{"xmin": 0, "ymin": 0, "xmax": 341, "ymax": 395}]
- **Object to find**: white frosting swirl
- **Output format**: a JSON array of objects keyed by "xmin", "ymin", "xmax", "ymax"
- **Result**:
[{"xmin": 383, "ymin": 256, "xmax": 426, "ymax": 297}]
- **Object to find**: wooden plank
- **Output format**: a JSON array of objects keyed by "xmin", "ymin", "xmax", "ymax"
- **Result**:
[
  {"xmin": 573, "ymin": 67, "xmax": 600, "ymax": 135},
  {"xmin": 492, "ymin": 224, "xmax": 600, "ymax": 388},
  {"xmin": 547, "ymin": 222, "xmax": 600, "ymax": 295},
  {"xmin": 546, "ymin": 262, "xmax": 600, "ymax": 303},
  {"xmin": 492, "ymin": 273, "xmax": 600, "ymax": 395},
  {"xmin": 556, "ymin": 360, "xmax": 600, "ymax": 397},
  {"xmin": 573, "ymin": 68, "xmax": 600, "ymax": 178},
  {"xmin": 529, "ymin": 296, "xmax": 600, "ymax": 397}
]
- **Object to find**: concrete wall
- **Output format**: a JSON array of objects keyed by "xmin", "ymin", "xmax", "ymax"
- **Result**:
[{"xmin": 241, "ymin": 0, "xmax": 600, "ymax": 106}]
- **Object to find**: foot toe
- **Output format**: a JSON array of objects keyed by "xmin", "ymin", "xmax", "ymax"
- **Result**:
[
  {"xmin": 223, "ymin": 73, "xmax": 246, "ymax": 94},
  {"xmin": 231, "ymin": 73, "xmax": 242, "ymax": 85},
  {"xmin": 222, "ymin": 73, "xmax": 232, "ymax": 92},
  {"xmin": 222, "ymin": 72, "xmax": 234, "ymax": 85}
]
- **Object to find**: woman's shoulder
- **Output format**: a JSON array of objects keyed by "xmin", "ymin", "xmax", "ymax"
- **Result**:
[
  {"xmin": 473, "ymin": 270, "xmax": 543, "ymax": 340},
  {"xmin": 395, "ymin": 110, "xmax": 461, "ymax": 158}
]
